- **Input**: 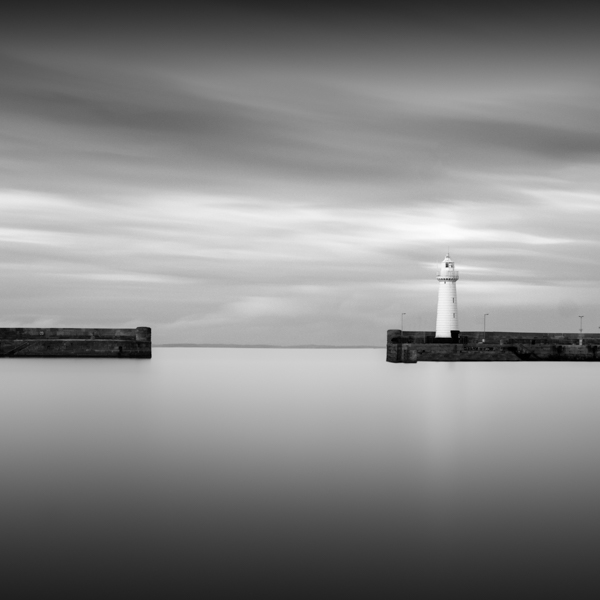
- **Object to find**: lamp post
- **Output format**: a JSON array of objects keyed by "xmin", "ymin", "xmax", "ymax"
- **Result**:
[
  {"xmin": 401, "ymin": 312, "xmax": 406, "ymax": 331},
  {"xmin": 483, "ymin": 313, "xmax": 489, "ymax": 343},
  {"xmin": 579, "ymin": 315, "xmax": 584, "ymax": 346}
]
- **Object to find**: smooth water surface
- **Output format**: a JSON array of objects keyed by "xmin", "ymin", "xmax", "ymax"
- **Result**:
[{"xmin": 2, "ymin": 349, "xmax": 599, "ymax": 594}]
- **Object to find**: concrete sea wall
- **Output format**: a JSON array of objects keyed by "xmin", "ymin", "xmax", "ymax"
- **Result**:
[
  {"xmin": 387, "ymin": 330, "xmax": 600, "ymax": 362},
  {"xmin": 0, "ymin": 327, "xmax": 151, "ymax": 358}
]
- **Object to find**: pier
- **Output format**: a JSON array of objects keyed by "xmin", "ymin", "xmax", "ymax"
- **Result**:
[
  {"xmin": 0, "ymin": 327, "xmax": 151, "ymax": 358},
  {"xmin": 387, "ymin": 330, "xmax": 600, "ymax": 362}
]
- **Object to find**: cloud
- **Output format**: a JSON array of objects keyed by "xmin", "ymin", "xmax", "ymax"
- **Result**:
[
  {"xmin": 2, "ymin": 9, "xmax": 600, "ymax": 342},
  {"xmin": 3, "ymin": 36, "xmax": 600, "ymax": 212}
]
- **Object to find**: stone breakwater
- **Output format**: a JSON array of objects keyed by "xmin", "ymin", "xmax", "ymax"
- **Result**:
[
  {"xmin": 0, "ymin": 327, "xmax": 151, "ymax": 358},
  {"xmin": 387, "ymin": 330, "xmax": 600, "ymax": 362}
]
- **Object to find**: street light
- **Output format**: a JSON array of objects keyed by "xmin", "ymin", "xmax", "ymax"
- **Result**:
[
  {"xmin": 483, "ymin": 313, "xmax": 489, "ymax": 343},
  {"xmin": 401, "ymin": 312, "xmax": 406, "ymax": 331},
  {"xmin": 579, "ymin": 315, "xmax": 584, "ymax": 346}
]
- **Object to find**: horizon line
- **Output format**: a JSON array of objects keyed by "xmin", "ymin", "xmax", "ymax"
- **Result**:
[{"xmin": 155, "ymin": 343, "xmax": 385, "ymax": 349}]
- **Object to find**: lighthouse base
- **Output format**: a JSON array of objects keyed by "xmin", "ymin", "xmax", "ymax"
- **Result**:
[{"xmin": 434, "ymin": 330, "xmax": 460, "ymax": 343}]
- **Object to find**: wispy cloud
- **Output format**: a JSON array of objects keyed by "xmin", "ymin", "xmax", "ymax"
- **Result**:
[{"xmin": 1, "ymin": 6, "xmax": 600, "ymax": 342}]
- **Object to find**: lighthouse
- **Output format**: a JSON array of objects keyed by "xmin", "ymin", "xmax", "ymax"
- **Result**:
[{"xmin": 435, "ymin": 253, "xmax": 459, "ymax": 339}]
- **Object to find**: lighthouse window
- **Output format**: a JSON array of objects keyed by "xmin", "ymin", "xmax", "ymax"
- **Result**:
[{"xmin": 445, "ymin": 263, "xmax": 449, "ymax": 267}]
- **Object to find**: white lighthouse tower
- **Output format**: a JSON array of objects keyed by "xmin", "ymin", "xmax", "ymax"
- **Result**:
[{"xmin": 435, "ymin": 253, "xmax": 459, "ymax": 339}]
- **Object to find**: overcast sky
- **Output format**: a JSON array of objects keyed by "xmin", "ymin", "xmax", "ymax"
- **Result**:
[{"xmin": 2, "ymin": 5, "xmax": 600, "ymax": 344}]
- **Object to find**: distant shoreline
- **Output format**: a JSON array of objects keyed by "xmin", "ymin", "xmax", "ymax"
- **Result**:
[{"xmin": 155, "ymin": 344, "xmax": 385, "ymax": 349}]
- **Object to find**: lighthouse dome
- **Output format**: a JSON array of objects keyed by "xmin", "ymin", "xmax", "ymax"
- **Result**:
[{"xmin": 440, "ymin": 253, "xmax": 456, "ymax": 270}]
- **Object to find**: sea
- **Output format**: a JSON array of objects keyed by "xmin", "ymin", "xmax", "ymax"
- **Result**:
[{"xmin": 2, "ymin": 348, "xmax": 600, "ymax": 596}]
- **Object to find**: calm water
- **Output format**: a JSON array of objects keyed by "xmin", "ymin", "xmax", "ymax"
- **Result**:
[{"xmin": 2, "ymin": 349, "xmax": 600, "ymax": 594}]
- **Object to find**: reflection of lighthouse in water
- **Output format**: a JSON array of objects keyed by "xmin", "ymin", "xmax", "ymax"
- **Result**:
[{"xmin": 435, "ymin": 253, "xmax": 459, "ymax": 339}]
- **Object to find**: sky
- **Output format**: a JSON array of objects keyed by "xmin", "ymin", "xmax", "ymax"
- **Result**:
[{"xmin": 2, "ymin": 4, "xmax": 600, "ymax": 344}]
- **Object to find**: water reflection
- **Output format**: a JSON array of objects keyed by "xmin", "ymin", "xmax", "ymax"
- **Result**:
[{"xmin": 1, "ymin": 350, "xmax": 599, "ymax": 594}]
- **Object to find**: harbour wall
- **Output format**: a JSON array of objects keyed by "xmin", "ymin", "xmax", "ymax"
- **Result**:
[
  {"xmin": 387, "ymin": 330, "xmax": 600, "ymax": 362},
  {"xmin": 0, "ymin": 327, "xmax": 151, "ymax": 358}
]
